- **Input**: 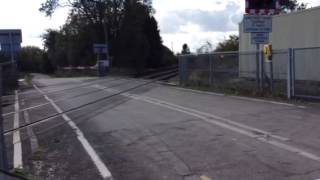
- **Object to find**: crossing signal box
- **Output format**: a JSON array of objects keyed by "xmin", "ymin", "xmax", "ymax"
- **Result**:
[
  {"xmin": 246, "ymin": 0, "xmax": 280, "ymax": 15},
  {"xmin": 264, "ymin": 44, "xmax": 273, "ymax": 61}
]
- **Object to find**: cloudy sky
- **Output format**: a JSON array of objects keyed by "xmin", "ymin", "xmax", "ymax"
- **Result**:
[{"xmin": 0, "ymin": 0, "xmax": 319, "ymax": 52}]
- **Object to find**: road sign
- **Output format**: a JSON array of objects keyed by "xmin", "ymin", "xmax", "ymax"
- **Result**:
[
  {"xmin": 243, "ymin": 15, "xmax": 272, "ymax": 33},
  {"xmin": 93, "ymin": 44, "xmax": 108, "ymax": 54},
  {"xmin": 251, "ymin": 33, "xmax": 269, "ymax": 44}
]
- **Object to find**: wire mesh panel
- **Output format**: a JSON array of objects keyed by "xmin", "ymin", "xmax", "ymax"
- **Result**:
[
  {"xmin": 294, "ymin": 47, "xmax": 320, "ymax": 97},
  {"xmin": 264, "ymin": 49, "xmax": 289, "ymax": 96},
  {"xmin": 179, "ymin": 54, "xmax": 210, "ymax": 86},
  {"xmin": 179, "ymin": 51, "xmax": 261, "ymax": 94},
  {"xmin": 238, "ymin": 51, "xmax": 259, "ymax": 93},
  {"xmin": 211, "ymin": 52, "xmax": 246, "ymax": 93}
]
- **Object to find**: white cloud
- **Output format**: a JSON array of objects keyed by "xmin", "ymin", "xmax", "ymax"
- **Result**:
[
  {"xmin": 154, "ymin": 0, "xmax": 320, "ymax": 53},
  {"xmin": 0, "ymin": 0, "xmax": 319, "ymax": 50},
  {"xmin": 0, "ymin": 0, "xmax": 69, "ymax": 48}
]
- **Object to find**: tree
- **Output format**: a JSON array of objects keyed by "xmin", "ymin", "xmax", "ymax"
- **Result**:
[
  {"xmin": 115, "ymin": 0, "xmax": 151, "ymax": 74},
  {"xmin": 215, "ymin": 35, "xmax": 239, "ymax": 52},
  {"xmin": 197, "ymin": 41, "xmax": 213, "ymax": 54},
  {"xmin": 280, "ymin": 0, "xmax": 307, "ymax": 13},
  {"xmin": 144, "ymin": 16, "xmax": 163, "ymax": 68},
  {"xmin": 181, "ymin": 44, "xmax": 191, "ymax": 54},
  {"xmin": 17, "ymin": 46, "xmax": 53, "ymax": 73},
  {"xmin": 40, "ymin": 0, "xmax": 173, "ymax": 75}
]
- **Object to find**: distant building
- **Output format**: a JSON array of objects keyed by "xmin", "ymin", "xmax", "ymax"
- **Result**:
[
  {"xmin": 0, "ymin": 29, "xmax": 22, "ymax": 60},
  {"xmin": 239, "ymin": 6, "xmax": 320, "ymax": 51}
]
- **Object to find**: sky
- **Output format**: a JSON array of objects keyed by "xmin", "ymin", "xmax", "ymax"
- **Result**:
[{"xmin": 0, "ymin": 0, "xmax": 319, "ymax": 52}]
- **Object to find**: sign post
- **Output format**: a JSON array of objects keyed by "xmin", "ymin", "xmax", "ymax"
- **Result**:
[
  {"xmin": 93, "ymin": 44, "xmax": 109, "ymax": 77},
  {"xmin": 243, "ymin": 0, "xmax": 280, "ymax": 92},
  {"xmin": 243, "ymin": 14, "xmax": 272, "ymax": 91}
]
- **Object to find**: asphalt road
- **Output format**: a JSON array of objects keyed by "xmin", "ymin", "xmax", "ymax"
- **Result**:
[{"xmin": 4, "ymin": 74, "xmax": 320, "ymax": 180}]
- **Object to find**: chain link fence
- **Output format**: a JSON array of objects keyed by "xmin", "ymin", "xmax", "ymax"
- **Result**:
[
  {"xmin": 293, "ymin": 47, "xmax": 320, "ymax": 99},
  {"xmin": 179, "ymin": 47, "xmax": 320, "ymax": 99},
  {"xmin": 179, "ymin": 51, "xmax": 259, "ymax": 95},
  {"xmin": 179, "ymin": 51, "xmax": 272, "ymax": 95}
]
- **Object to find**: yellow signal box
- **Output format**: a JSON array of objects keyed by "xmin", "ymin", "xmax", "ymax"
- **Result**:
[{"xmin": 264, "ymin": 44, "xmax": 273, "ymax": 61}]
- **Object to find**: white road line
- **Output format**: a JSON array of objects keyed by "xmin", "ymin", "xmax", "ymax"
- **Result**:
[
  {"xmin": 21, "ymin": 100, "xmax": 39, "ymax": 154},
  {"xmin": 170, "ymin": 86, "xmax": 306, "ymax": 109},
  {"xmin": 95, "ymin": 85, "xmax": 320, "ymax": 162},
  {"xmin": 95, "ymin": 85, "xmax": 289, "ymax": 142},
  {"xmin": 13, "ymin": 91, "xmax": 23, "ymax": 169},
  {"xmin": 33, "ymin": 84, "xmax": 113, "ymax": 180}
]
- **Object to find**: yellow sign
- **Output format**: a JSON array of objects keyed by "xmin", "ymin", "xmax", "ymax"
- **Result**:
[{"xmin": 264, "ymin": 44, "xmax": 272, "ymax": 61}]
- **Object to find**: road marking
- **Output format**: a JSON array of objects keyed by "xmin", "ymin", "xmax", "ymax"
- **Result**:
[
  {"xmin": 170, "ymin": 86, "xmax": 306, "ymax": 109},
  {"xmin": 200, "ymin": 175, "xmax": 212, "ymax": 180},
  {"xmin": 95, "ymin": 85, "xmax": 320, "ymax": 162},
  {"xmin": 21, "ymin": 100, "xmax": 39, "ymax": 154},
  {"xmin": 13, "ymin": 91, "xmax": 23, "ymax": 169},
  {"xmin": 33, "ymin": 84, "xmax": 113, "ymax": 180},
  {"xmin": 95, "ymin": 85, "xmax": 289, "ymax": 142}
]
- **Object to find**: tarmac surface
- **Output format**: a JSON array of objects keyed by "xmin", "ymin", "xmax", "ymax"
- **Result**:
[{"xmin": 3, "ymin": 74, "xmax": 320, "ymax": 180}]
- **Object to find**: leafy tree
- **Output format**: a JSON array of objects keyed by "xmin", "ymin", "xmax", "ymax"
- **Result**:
[
  {"xmin": 197, "ymin": 41, "xmax": 213, "ymax": 54},
  {"xmin": 280, "ymin": 0, "xmax": 307, "ymax": 12},
  {"xmin": 161, "ymin": 46, "xmax": 178, "ymax": 65},
  {"xmin": 40, "ymin": 0, "xmax": 174, "ymax": 75},
  {"xmin": 181, "ymin": 44, "xmax": 191, "ymax": 54},
  {"xmin": 115, "ymin": 0, "xmax": 151, "ymax": 74},
  {"xmin": 144, "ymin": 16, "xmax": 163, "ymax": 68},
  {"xmin": 17, "ymin": 46, "xmax": 54, "ymax": 73},
  {"xmin": 215, "ymin": 35, "xmax": 239, "ymax": 52}
]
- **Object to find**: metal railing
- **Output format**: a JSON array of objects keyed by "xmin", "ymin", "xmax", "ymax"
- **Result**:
[{"xmin": 0, "ymin": 61, "xmax": 19, "ymax": 179}]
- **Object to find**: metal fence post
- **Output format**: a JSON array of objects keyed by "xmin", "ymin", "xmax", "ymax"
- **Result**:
[
  {"xmin": 0, "ymin": 65, "xmax": 8, "ymax": 171},
  {"xmin": 209, "ymin": 53, "xmax": 213, "ymax": 85},
  {"xmin": 287, "ymin": 48, "xmax": 293, "ymax": 99},
  {"xmin": 260, "ymin": 50, "xmax": 265, "ymax": 91},
  {"xmin": 256, "ymin": 44, "xmax": 261, "ymax": 91},
  {"xmin": 179, "ymin": 56, "xmax": 183, "ymax": 85},
  {"xmin": 179, "ymin": 56, "xmax": 187, "ymax": 86},
  {"xmin": 291, "ymin": 48, "xmax": 296, "ymax": 97}
]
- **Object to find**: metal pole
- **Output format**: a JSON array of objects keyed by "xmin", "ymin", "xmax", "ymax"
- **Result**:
[
  {"xmin": 9, "ymin": 33, "xmax": 14, "ymax": 63},
  {"xmin": 287, "ymin": 48, "xmax": 293, "ymax": 99},
  {"xmin": 97, "ymin": 53, "xmax": 101, "ymax": 77},
  {"xmin": 270, "ymin": 60, "xmax": 274, "ymax": 93},
  {"xmin": 209, "ymin": 53, "xmax": 213, "ymax": 85},
  {"xmin": 260, "ymin": 50, "xmax": 264, "ymax": 91},
  {"xmin": 291, "ymin": 48, "xmax": 296, "ymax": 97},
  {"xmin": 0, "ymin": 65, "xmax": 8, "ymax": 171},
  {"xmin": 256, "ymin": 44, "xmax": 260, "ymax": 91}
]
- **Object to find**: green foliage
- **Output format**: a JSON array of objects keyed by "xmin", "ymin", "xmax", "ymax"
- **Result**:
[
  {"xmin": 280, "ymin": 0, "xmax": 308, "ymax": 13},
  {"xmin": 18, "ymin": 46, "xmax": 54, "ymax": 73},
  {"xmin": 161, "ymin": 46, "xmax": 178, "ymax": 66},
  {"xmin": 40, "ymin": 0, "xmax": 175, "ymax": 75},
  {"xmin": 39, "ymin": 0, "xmax": 60, "ymax": 17},
  {"xmin": 0, "ymin": 52, "xmax": 10, "ymax": 63},
  {"xmin": 215, "ymin": 35, "xmax": 239, "ymax": 52},
  {"xmin": 181, "ymin": 44, "xmax": 191, "ymax": 54},
  {"xmin": 115, "ymin": 0, "xmax": 165, "ymax": 74}
]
